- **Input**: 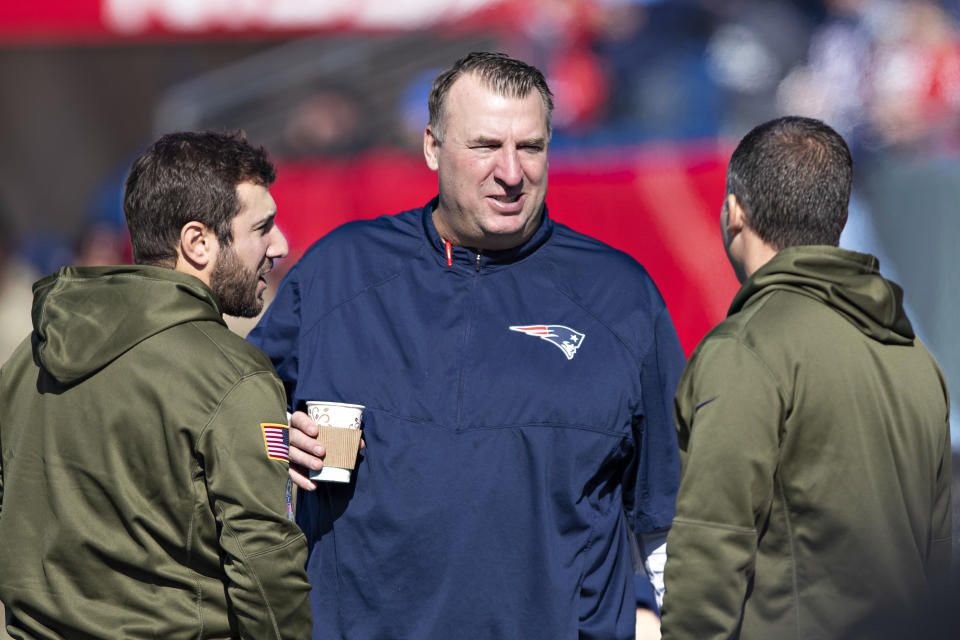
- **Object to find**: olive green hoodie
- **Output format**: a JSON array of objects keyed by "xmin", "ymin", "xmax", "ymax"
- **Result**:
[
  {"xmin": 662, "ymin": 247, "xmax": 951, "ymax": 640},
  {"xmin": 0, "ymin": 265, "xmax": 311, "ymax": 639}
]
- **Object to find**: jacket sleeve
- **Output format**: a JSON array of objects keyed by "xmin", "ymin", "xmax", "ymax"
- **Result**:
[
  {"xmin": 0, "ymin": 365, "xmax": 5, "ymax": 516},
  {"xmin": 928, "ymin": 411, "xmax": 952, "ymax": 592},
  {"xmin": 197, "ymin": 372, "xmax": 312, "ymax": 639},
  {"xmin": 623, "ymin": 303, "xmax": 685, "ymax": 610},
  {"xmin": 625, "ymin": 304, "xmax": 685, "ymax": 532},
  {"xmin": 661, "ymin": 337, "xmax": 782, "ymax": 640},
  {"xmin": 0, "ymin": 411, "xmax": 4, "ymax": 517},
  {"xmin": 247, "ymin": 263, "xmax": 303, "ymax": 410}
]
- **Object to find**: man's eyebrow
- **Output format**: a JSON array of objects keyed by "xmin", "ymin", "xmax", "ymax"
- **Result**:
[
  {"xmin": 468, "ymin": 136, "xmax": 502, "ymax": 146},
  {"xmin": 518, "ymin": 136, "xmax": 547, "ymax": 147},
  {"xmin": 468, "ymin": 135, "xmax": 547, "ymax": 147},
  {"xmin": 251, "ymin": 211, "xmax": 277, "ymax": 229}
]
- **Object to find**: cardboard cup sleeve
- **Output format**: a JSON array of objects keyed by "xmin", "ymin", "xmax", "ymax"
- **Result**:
[{"xmin": 318, "ymin": 425, "xmax": 363, "ymax": 470}]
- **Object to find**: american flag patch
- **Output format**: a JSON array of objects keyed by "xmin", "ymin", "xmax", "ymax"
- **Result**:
[{"xmin": 260, "ymin": 423, "xmax": 289, "ymax": 462}]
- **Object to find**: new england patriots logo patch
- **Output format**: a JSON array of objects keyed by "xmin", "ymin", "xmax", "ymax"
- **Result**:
[{"xmin": 509, "ymin": 325, "xmax": 586, "ymax": 360}]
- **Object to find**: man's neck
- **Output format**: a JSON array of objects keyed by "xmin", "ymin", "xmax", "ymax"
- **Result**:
[
  {"xmin": 174, "ymin": 255, "xmax": 212, "ymax": 287},
  {"xmin": 740, "ymin": 235, "xmax": 778, "ymax": 281},
  {"xmin": 431, "ymin": 206, "xmax": 543, "ymax": 252}
]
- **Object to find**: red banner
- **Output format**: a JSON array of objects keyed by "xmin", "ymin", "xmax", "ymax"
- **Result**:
[{"xmin": 0, "ymin": 0, "xmax": 507, "ymax": 44}]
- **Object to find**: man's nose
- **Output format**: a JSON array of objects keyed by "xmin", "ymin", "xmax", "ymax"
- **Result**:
[
  {"xmin": 267, "ymin": 225, "xmax": 289, "ymax": 259},
  {"xmin": 493, "ymin": 146, "xmax": 523, "ymax": 186}
]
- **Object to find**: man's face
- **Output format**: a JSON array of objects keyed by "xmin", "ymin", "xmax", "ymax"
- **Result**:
[
  {"xmin": 211, "ymin": 182, "xmax": 288, "ymax": 318},
  {"xmin": 424, "ymin": 73, "xmax": 549, "ymax": 251}
]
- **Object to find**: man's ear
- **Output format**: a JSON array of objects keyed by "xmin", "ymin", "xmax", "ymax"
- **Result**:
[
  {"xmin": 179, "ymin": 220, "xmax": 215, "ymax": 270},
  {"xmin": 424, "ymin": 125, "xmax": 440, "ymax": 172},
  {"xmin": 725, "ymin": 194, "xmax": 747, "ymax": 238}
]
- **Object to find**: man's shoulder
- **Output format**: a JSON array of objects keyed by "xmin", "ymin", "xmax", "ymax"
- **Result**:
[
  {"xmin": 548, "ymin": 222, "xmax": 650, "ymax": 275},
  {"xmin": 544, "ymin": 221, "xmax": 665, "ymax": 308},
  {"xmin": 298, "ymin": 206, "xmax": 426, "ymax": 265},
  {"xmin": 693, "ymin": 290, "xmax": 785, "ymax": 353},
  {"xmin": 275, "ymin": 205, "xmax": 429, "ymax": 312},
  {"xmin": 712, "ymin": 286, "xmax": 835, "ymax": 344},
  {"xmin": 535, "ymin": 222, "xmax": 677, "ymax": 361},
  {"xmin": 159, "ymin": 319, "xmax": 278, "ymax": 380},
  {"xmin": 688, "ymin": 289, "xmax": 831, "ymax": 380}
]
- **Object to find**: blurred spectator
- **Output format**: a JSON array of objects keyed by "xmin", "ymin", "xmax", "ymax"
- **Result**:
[
  {"xmin": 282, "ymin": 89, "xmax": 367, "ymax": 156},
  {"xmin": 705, "ymin": 0, "xmax": 816, "ymax": 137},
  {"xmin": 77, "ymin": 166, "xmax": 132, "ymax": 267},
  {"xmin": 549, "ymin": 43, "xmax": 610, "ymax": 132},
  {"xmin": 868, "ymin": 0, "xmax": 960, "ymax": 149},
  {"xmin": 778, "ymin": 0, "xmax": 960, "ymax": 152},
  {"xmin": 505, "ymin": 0, "xmax": 611, "ymax": 136},
  {"xmin": 17, "ymin": 232, "xmax": 74, "ymax": 276},
  {"xmin": 397, "ymin": 67, "xmax": 441, "ymax": 150},
  {"xmin": 776, "ymin": 0, "xmax": 873, "ymax": 143},
  {"xmin": 0, "ymin": 203, "xmax": 40, "ymax": 365},
  {"xmin": 592, "ymin": 0, "xmax": 721, "ymax": 141}
]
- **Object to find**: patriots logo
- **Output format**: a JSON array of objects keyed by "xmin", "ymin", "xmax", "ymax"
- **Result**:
[{"xmin": 509, "ymin": 325, "xmax": 586, "ymax": 360}]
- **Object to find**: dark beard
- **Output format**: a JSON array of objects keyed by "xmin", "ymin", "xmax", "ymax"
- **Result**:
[{"xmin": 210, "ymin": 246, "xmax": 266, "ymax": 318}]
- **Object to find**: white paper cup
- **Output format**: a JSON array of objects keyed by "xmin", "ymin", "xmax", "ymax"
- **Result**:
[{"xmin": 306, "ymin": 401, "xmax": 364, "ymax": 483}]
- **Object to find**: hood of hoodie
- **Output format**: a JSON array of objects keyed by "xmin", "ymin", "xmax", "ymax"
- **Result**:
[
  {"xmin": 729, "ymin": 246, "xmax": 914, "ymax": 345},
  {"xmin": 32, "ymin": 265, "xmax": 225, "ymax": 384}
]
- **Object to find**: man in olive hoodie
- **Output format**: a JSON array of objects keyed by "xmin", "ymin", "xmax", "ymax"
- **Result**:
[
  {"xmin": 661, "ymin": 117, "xmax": 952, "ymax": 639},
  {"xmin": 0, "ymin": 131, "xmax": 312, "ymax": 638}
]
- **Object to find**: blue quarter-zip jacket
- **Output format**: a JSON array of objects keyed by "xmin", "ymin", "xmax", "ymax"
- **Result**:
[{"xmin": 248, "ymin": 200, "xmax": 684, "ymax": 639}]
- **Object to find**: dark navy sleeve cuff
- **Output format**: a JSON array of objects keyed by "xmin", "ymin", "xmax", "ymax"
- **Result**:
[{"xmin": 634, "ymin": 574, "xmax": 660, "ymax": 617}]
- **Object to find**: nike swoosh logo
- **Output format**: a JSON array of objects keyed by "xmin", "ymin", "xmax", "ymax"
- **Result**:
[{"xmin": 695, "ymin": 396, "xmax": 718, "ymax": 411}]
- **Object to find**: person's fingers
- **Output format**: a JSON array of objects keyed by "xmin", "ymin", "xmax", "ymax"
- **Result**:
[
  {"xmin": 288, "ymin": 409, "xmax": 365, "ymax": 486},
  {"xmin": 289, "ymin": 427, "xmax": 325, "ymax": 469},
  {"xmin": 289, "ymin": 465, "xmax": 318, "ymax": 492},
  {"xmin": 290, "ymin": 410, "xmax": 319, "ymax": 437}
]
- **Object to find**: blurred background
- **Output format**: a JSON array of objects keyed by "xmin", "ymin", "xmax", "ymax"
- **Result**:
[{"xmin": 0, "ymin": 0, "xmax": 957, "ymax": 567}]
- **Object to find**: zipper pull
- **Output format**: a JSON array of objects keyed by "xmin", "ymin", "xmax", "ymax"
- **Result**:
[
  {"xmin": 445, "ymin": 240, "xmax": 453, "ymax": 267},
  {"xmin": 475, "ymin": 250, "xmax": 482, "ymax": 272}
]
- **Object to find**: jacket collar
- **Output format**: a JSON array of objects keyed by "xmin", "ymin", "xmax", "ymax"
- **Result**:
[
  {"xmin": 421, "ymin": 197, "xmax": 554, "ymax": 271},
  {"xmin": 729, "ymin": 245, "xmax": 914, "ymax": 345}
]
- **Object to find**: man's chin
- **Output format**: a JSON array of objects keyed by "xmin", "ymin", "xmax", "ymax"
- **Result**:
[
  {"xmin": 479, "ymin": 220, "xmax": 539, "ymax": 250},
  {"xmin": 225, "ymin": 304, "xmax": 263, "ymax": 319},
  {"xmin": 221, "ymin": 291, "xmax": 265, "ymax": 319}
]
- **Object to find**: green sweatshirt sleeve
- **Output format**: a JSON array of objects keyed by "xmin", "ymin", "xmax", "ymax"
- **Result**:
[
  {"xmin": 661, "ymin": 337, "xmax": 783, "ymax": 640},
  {"xmin": 928, "ymin": 412, "xmax": 952, "ymax": 592},
  {"xmin": 0, "ymin": 366, "xmax": 4, "ymax": 516},
  {"xmin": 0, "ymin": 416, "xmax": 4, "ymax": 517},
  {"xmin": 198, "ymin": 372, "xmax": 312, "ymax": 640}
]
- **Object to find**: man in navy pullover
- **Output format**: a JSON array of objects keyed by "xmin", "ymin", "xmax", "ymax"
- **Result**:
[{"xmin": 249, "ymin": 52, "xmax": 685, "ymax": 640}]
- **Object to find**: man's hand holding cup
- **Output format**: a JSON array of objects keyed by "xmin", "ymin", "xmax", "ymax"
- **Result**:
[{"xmin": 287, "ymin": 404, "xmax": 365, "ymax": 490}]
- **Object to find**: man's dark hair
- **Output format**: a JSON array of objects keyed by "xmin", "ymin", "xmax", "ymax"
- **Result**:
[
  {"xmin": 428, "ymin": 52, "xmax": 554, "ymax": 144},
  {"xmin": 123, "ymin": 130, "xmax": 275, "ymax": 267},
  {"xmin": 727, "ymin": 116, "xmax": 852, "ymax": 249}
]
